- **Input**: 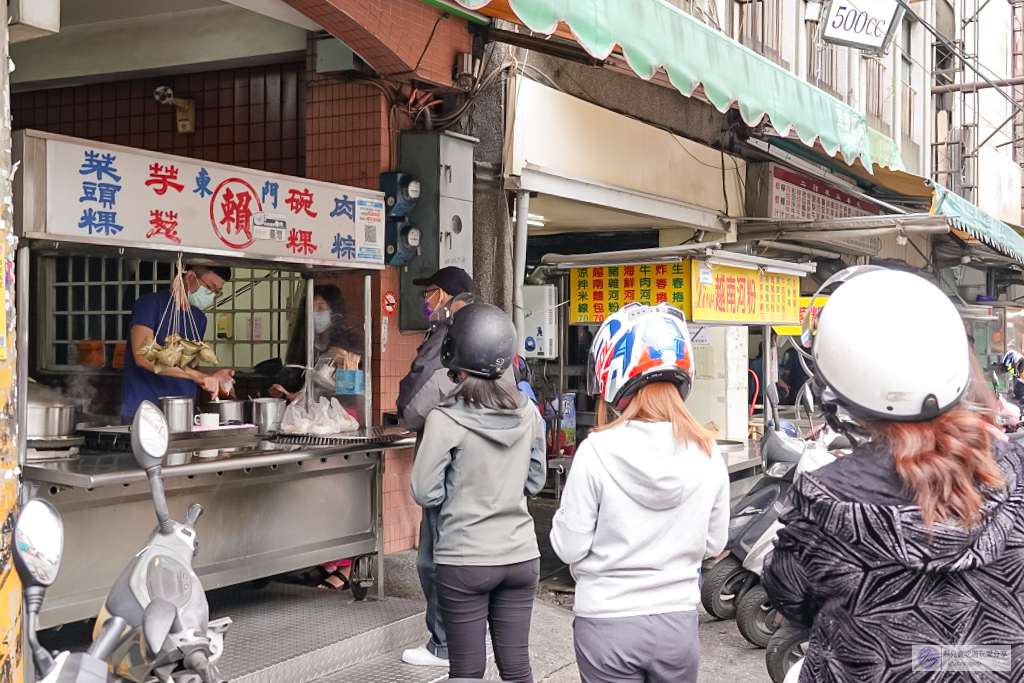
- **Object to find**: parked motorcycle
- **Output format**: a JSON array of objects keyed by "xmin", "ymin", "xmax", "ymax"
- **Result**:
[
  {"xmin": 15, "ymin": 497, "xmax": 126, "ymax": 683},
  {"xmin": 766, "ymin": 621, "xmax": 809, "ymax": 683},
  {"xmin": 733, "ymin": 423, "xmax": 846, "ymax": 649},
  {"xmin": 91, "ymin": 401, "xmax": 231, "ymax": 683},
  {"xmin": 699, "ymin": 383, "xmax": 805, "ymax": 623}
]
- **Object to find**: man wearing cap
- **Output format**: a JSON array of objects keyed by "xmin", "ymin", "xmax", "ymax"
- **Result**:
[{"xmin": 397, "ymin": 266, "xmax": 474, "ymax": 667}]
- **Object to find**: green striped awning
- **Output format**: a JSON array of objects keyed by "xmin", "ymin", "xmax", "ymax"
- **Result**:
[
  {"xmin": 456, "ymin": 0, "xmax": 906, "ymax": 173},
  {"xmin": 930, "ymin": 183, "xmax": 1024, "ymax": 263}
]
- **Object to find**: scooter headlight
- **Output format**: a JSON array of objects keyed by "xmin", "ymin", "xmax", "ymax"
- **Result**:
[{"xmin": 766, "ymin": 461, "xmax": 798, "ymax": 478}]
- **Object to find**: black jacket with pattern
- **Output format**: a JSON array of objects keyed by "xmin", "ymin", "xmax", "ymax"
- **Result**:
[{"xmin": 762, "ymin": 438, "xmax": 1024, "ymax": 682}]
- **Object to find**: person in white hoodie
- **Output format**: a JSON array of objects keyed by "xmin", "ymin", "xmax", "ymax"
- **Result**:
[{"xmin": 551, "ymin": 303, "xmax": 730, "ymax": 683}]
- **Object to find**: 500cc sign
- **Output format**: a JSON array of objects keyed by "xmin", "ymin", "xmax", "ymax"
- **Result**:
[{"xmin": 821, "ymin": 0, "xmax": 903, "ymax": 53}]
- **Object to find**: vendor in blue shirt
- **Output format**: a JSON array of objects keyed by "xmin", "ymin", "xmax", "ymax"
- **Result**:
[{"xmin": 120, "ymin": 265, "xmax": 235, "ymax": 420}]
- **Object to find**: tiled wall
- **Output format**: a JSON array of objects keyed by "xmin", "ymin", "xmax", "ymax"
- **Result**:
[
  {"xmin": 304, "ymin": 41, "xmax": 424, "ymax": 554},
  {"xmin": 14, "ymin": 62, "xmax": 307, "ymax": 413},
  {"xmin": 12, "ymin": 62, "xmax": 305, "ymax": 176}
]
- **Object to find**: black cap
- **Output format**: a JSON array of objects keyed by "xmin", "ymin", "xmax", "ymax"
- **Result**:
[{"xmin": 413, "ymin": 266, "xmax": 473, "ymax": 296}]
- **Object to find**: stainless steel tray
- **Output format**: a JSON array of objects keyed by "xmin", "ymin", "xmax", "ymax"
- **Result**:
[
  {"xmin": 273, "ymin": 426, "xmax": 410, "ymax": 447},
  {"xmin": 81, "ymin": 424, "xmax": 260, "ymax": 453}
]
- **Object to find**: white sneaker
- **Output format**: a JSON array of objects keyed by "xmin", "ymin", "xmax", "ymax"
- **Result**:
[{"xmin": 402, "ymin": 647, "xmax": 449, "ymax": 667}]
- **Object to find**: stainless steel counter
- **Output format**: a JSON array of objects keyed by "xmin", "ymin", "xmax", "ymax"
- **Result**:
[
  {"xmin": 25, "ymin": 435, "xmax": 415, "ymax": 628},
  {"xmin": 25, "ymin": 437, "xmax": 416, "ymax": 489}
]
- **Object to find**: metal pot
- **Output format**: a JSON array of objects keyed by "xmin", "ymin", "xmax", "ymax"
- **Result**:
[
  {"xmin": 250, "ymin": 397, "xmax": 286, "ymax": 435},
  {"xmin": 159, "ymin": 396, "xmax": 194, "ymax": 434},
  {"xmin": 207, "ymin": 400, "xmax": 247, "ymax": 425},
  {"xmin": 27, "ymin": 383, "xmax": 77, "ymax": 438}
]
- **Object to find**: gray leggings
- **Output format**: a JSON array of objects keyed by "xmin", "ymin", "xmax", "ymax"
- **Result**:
[
  {"xmin": 574, "ymin": 611, "xmax": 700, "ymax": 683},
  {"xmin": 435, "ymin": 559, "xmax": 540, "ymax": 683}
]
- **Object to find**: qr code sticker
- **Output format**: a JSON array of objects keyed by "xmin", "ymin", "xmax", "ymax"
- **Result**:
[{"xmin": 364, "ymin": 224, "xmax": 378, "ymax": 244}]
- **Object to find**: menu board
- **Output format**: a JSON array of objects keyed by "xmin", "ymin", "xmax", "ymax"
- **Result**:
[
  {"xmin": 691, "ymin": 262, "xmax": 800, "ymax": 324},
  {"xmin": 570, "ymin": 262, "xmax": 691, "ymax": 324},
  {"xmin": 569, "ymin": 260, "xmax": 801, "ymax": 325},
  {"xmin": 770, "ymin": 162, "xmax": 882, "ymax": 255}
]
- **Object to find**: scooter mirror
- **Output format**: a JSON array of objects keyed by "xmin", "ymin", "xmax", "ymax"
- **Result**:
[
  {"xmin": 13, "ymin": 499, "xmax": 64, "ymax": 588},
  {"xmin": 132, "ymin": 400, "xmax": 169, "ymax": 470},
  {"xmin": 765, "ymin": 382, "xmax": 780, "ymax": 406}
]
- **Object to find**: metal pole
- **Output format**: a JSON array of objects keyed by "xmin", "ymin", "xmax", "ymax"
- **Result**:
[
  {"xmin": 931, "ymin": 74, "xmax": 1024, "ymax": 95},
  {"xmin": 556, "ymin": 274, "xmax": 565, "ymax": 455},
  {"xmin": 304, "ymin": 276, "xmax": 315, "ymax": 411},
  {"xmin": 17, "ymin": 247, "xmax": 28, "ymax": 472},
  {"xmin": 363, "ymin": 274, "xmax": 372, "ymax": 426},
  {"xmin": 1, "ymin": 0, "xmax": 23, "ymax": 676},
  {"xmin": 513, "ymin": 191, "xmax": 530, "ymax": 354}
]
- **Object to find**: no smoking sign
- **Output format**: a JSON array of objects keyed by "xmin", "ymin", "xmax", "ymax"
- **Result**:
[{"xmin": 382, "ymin": 291, "xmax": 398, "ymax": 316}]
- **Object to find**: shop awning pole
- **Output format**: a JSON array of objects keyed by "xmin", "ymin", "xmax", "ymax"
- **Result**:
[
  {"xmin": 513, "ymin": 191, "xmax": 530, "ymax": 354},
  {"xmin": 16, "ymin": 246, "xmax": 28, "ymax": 473},
  {"xmin": 305, "ymin": 277, "xmax": 315, "ymax": 412}
]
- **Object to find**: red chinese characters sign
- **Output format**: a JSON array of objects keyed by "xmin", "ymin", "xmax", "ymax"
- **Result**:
[
  {"xmin": 40, "ymin": 132, "xmax": 386, "ymax": 268},
  {"xmin": 569, "ymin": 262, "xmax": 691, "ymax": 324}
]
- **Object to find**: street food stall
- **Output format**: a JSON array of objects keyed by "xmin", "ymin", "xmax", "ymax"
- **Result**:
[
  {"xmin": 14, "ymin": 129, "xmax": 410, "ymax": 627},
  {"xmin": 530, "ymin": 245, "xmax": 816, "ymax": 497}
]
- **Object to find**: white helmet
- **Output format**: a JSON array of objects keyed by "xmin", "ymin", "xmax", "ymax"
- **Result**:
[
  {"xmin": 803, "ymin": 267, "xmax": 968, "ymax": 421},
  {"xmin": 588, "ymin": 303, "xmax": 695, "ymax": 410}
]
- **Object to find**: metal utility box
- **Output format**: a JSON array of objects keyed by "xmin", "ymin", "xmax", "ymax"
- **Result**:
[
  {"xmin": 398, "ymin": 132, "xmax": 477, "ymax": 331},
  {"xmin": 523, "ymin": 285, "xmax": 558, "ymax": 359}
]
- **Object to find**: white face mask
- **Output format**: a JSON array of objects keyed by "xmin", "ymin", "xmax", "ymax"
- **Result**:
[
  {"xmin": 188, "ymin": 285, "xmax": 216, "ymax": 310},
  {"xmin": 314, "ymin": 311, "xmax": 332, "ymax": 333}
]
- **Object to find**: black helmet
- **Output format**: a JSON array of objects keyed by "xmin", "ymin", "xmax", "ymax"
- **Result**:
[{"xmin": 441, "ymin": 303, "xmax": 516, "ymax": 379}]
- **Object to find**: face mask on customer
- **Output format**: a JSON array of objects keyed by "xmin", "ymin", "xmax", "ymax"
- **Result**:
[
  {"xmin": 314, "ymin": 311, "xmax": 332, "ymax": 333},
  {"xmin": 189, "ymin": 285, "xmax": 216, "ymax": 310}
]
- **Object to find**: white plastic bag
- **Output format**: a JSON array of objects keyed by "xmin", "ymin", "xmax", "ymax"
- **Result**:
[{"xmin": 281, "ymin": 397, "xmax": 358, "ymax": 435}]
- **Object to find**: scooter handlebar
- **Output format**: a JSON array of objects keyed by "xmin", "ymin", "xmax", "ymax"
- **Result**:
[{"xmin": 86, "ymin": 615, "xmax": 127, "ymax": 662}]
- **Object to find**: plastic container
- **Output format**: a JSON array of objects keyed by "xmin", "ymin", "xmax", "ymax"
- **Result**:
[
  {"xmin": 77, "ymin": 340, "xmax": 105, "ymax": 367},
  {"xmin": 335, "ymin": 370, "xmax": 364, "ymax": 395},
  {"xmin": 112, "ymin": 343, "xmax": 126, "ymax": 369}
]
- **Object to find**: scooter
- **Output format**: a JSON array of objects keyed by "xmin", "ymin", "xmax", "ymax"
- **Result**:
[
  {"xmin": 732, "ymin": 422, "xmax": 848, "ymax": 648},
  {"xmin": 15, "ymin": 497, "xmax": 126, "ymax": 683},
  {"xmin": 700, "ymin": 383, "xmax": 806, "ymax": 622},
  {"xmin": 92, "ymin": 401, "xmax": 231, "ymax": 683}
]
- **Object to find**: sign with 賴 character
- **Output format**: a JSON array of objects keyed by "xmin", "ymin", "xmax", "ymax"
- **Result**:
[
  {"xmin": 569, "ymin": 262, "xmax": 692, "ymax": 324},
  {"xmin": 690, "ymin": 263, "xmax": 800, "ymax": 324},
  {"xmin": 33, "ymin": 132, "xmax": 385, "ymax": 268}
]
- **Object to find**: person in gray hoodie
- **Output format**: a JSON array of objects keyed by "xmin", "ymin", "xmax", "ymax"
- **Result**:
[
  {"xmin": 551, "ymin": 303, "xmax": 730, "ymax": 683},
  {"xmin": 411, "ymin": 303, "xmax": 546, "ymax": 683}
]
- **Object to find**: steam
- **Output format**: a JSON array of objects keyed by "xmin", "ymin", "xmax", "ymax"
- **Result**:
[{"xmin": 62, "ymin": 372, "xmax": 99, "ymax": 413}]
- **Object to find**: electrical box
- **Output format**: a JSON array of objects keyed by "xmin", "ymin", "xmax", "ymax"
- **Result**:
[
  {"xmin": 522, "ymin": 285, "xmax": 558, "ymax": 359},
  {"xmin": 398, "ymin": 132, "xmax": 478, "ymax": 331},
  {"xmin": 10, "ymin": 0, "xmax": 60, "ymax": 43},
  {"xmin": 380, "ymin": 172, "xmax": 421, "ymax": 266}
]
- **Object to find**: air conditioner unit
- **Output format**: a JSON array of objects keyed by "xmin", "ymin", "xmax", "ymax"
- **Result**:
[{"xmin": 522, "ymin": 285, "xmax": 558, "ymax": 359}]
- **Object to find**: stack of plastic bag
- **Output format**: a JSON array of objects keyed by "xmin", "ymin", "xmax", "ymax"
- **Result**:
[{"xmin": 282, "ymin": 397, "xmax": 359, "ymax": 435}]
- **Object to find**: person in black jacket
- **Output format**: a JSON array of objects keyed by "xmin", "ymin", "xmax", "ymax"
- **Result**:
[
  {"xmin": 762, "ymin": 267, "xmax": 1024, "ymax": 683},
  {"xmin": 396, "ymin": 266, "xmax": 473, "ymax": 668}
]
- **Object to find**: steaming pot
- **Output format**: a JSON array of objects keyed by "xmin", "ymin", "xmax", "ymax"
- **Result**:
[{"xmin": 27, "ymin": 382, "xmax": 78, "ymax": 438}]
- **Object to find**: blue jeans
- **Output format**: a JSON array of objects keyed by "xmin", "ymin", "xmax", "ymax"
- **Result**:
[{"xmin": 417, "ymin": 505, "xmax": 448, "ymax": 658}]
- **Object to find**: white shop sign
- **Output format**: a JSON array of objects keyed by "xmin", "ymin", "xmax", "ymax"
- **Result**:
[
  {"xmin": 42, "ymin": 136, "xmax": 385, "ymax": 268},
  {"xmin": 821, "ymin": 0, "xmax": 903, "ymax": 54}
]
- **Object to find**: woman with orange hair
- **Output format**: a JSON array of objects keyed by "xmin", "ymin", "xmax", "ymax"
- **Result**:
[
  {"xmin": 763, "ymin": 267, "xmax": 1024, "ymax": 682},
  {"xmin": 551, "ymin": 303, "xmax": 730, "ymax": 683}
]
